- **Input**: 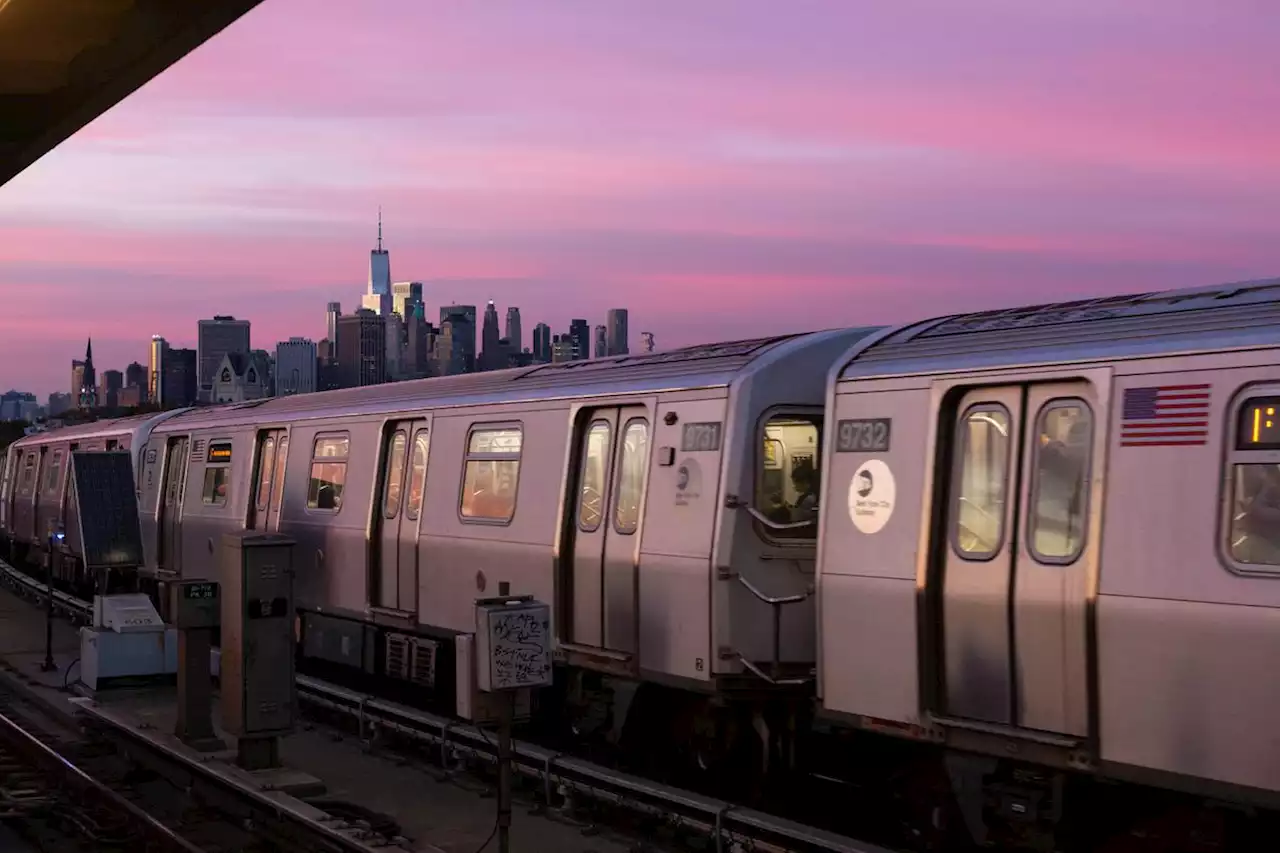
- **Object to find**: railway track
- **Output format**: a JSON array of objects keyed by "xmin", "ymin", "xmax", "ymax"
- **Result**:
[{"xmin": 0, "ymin": 557, "xmax": 893, "ymax": 853}]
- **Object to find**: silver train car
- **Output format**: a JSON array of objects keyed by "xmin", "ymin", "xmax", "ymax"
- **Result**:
[
  {"xmin": 816, "ymin": 278, "xmax": 1280, "ymax": 845},
  {"xmin": 0, "ymin": 411, "xmax": 188, "ymax": 587},
  {"xmin": 129, "ymin": 330, "xmax": 871, "ymax": 775}
]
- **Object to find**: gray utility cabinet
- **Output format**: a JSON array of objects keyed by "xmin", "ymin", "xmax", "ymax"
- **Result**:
[{"xmin": 219, "ymin": 532, "xmax": 296, "ymax": 737}]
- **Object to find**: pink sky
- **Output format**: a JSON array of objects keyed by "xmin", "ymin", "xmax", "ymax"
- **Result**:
[{"xmin": 2, "ymin": 0, "xmax": 1280, "ymax": 398}]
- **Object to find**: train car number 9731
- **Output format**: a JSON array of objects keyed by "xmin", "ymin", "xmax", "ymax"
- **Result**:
[
  {"xmin": 681, "ymin": 422, "xmax": 723, "ymax": 452},
  {"xmin": 836, "ymin": 418, "xmax": 892, "ymax": 453}
]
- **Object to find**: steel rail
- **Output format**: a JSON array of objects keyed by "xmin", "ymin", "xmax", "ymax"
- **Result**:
[{"xmin": 0, "ymin": 708, "xmax": 208, "ymax": 853}]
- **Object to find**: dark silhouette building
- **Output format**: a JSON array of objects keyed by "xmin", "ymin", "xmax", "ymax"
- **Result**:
[{"xmin": 336, "ymin": 308, "xmax": 387, "ymax": 388}]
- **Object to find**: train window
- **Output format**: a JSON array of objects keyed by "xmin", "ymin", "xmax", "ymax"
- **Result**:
[
  {"xmin": 273, "ymin": 436, "xmax": 289, "ymax": 504},
  {"xmin": 405, "ymin": 432, "xmax": 429, "ymax": 521},
  {"xmin": 613, "ymin": 419, "xmax": 649, "ymax": 535},
  {"xmin": 255, "ymin": 437, "xmax": 277, "ymax": 511},
  {"xmin": 43, "ymin": 451, "xmax": 63, "ymax": 495},
  {"xmin": 1026, "ymin": 400, "xmax": 1093, "ymax": 564},
  {"xmin": 577, "ymin": 421, "xmax": 611, "ymax": 532},
  {"xmin": 19, "ymin": 453, "xmax": 35, "ymax": 496},
  {"xmin": 1224, "ymin": 393, "xmax": 1280, "ymax": 569},
  {"xmin": 756, "ymin": 415, "xmax": 822, "ymax": 540},
  {"xmin": 307, "ymin": 434, "xmax": 349, "ymax": 512},
  {"xmin": 382, "ymin": 431, "xmax": 408, "ymax": 518},
  {"xmin": 951, "ymin": 405, "xmax": 1012, "ymax": 560},
  {"xmin": 460, "ymin": 426, "xmax": 522, "ymax": 523},
  {"xmin": 201, "ymin": 466, "xmax": 229, "ymax": 506}
]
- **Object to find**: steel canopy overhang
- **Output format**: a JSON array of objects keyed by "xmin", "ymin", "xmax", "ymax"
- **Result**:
[{"xmin": 0, "ymin": 0, "xmax": 265, "ymax": 188}]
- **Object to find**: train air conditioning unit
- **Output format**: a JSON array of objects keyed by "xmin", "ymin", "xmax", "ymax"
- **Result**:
[{"xmin": 384, "ymin": 632, "xmax": 438, "ymax": 688}]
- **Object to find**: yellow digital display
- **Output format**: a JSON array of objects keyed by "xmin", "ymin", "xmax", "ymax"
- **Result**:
[
  {"xmin": 1237, "ymin": 398, "xmax": 1280, "ymax": 450},
  {"xmin": 208, "ymin": 443, "xmax": 233, "ymax": 463}
]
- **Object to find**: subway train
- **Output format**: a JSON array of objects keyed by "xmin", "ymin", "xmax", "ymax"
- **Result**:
[{"xmin": 6, "ymin": 278, "xmax": 1280, "ymax": 849}]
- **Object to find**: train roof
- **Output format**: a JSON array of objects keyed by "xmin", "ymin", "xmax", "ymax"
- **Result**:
[
  {"xmin": 7, "ymin": 410, "xmax": 184, "ymax": 450},
  {"xmin": 839, "ymin": 277, "xmax": 1280, "ymax": 380},
  {"xmin": 155, "ymin": 328, "xmax": 879, "ymax": 432}
]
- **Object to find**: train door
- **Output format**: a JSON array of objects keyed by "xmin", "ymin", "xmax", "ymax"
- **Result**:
[
  {"xmin": 374, "ymin": 419, "xmax": 430, "ymax": 614},
  {"xmin": 158, "ymin": 436, "xmax": 190, "ymax": 573},
  {"xmin": 566, "ymin": 406, "xmax": 651, "ymax": 662},
  {"xmin": 938, "ymin": 381, "xmax": 1097, "ymax": 737},
  {"xmin": 249, "ymin": 430, "xmax": 288, "ymax": 532}
]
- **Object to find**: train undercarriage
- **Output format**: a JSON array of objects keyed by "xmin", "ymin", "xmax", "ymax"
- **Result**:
[{"xmin": 2, "ymin": 537, "xmax": 1275, "ymax": 852}]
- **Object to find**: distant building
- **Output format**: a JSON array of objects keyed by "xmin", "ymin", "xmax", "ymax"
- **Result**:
[
  {"xmin": 438, "ymin": 305, "xmax": 476, "ymax": 372},
  {"xmin": 161, "ymin": 348, "xmax": 198, "ymax": 408},
  {"xmin": 46, "ymin": 392, "xmax": 72, "ymax": 417},
  {"xmin": 362, "ymin": 211, "xmax": 392, "ymax": 316},
  {"xmin": 505, "ymin": 307, "xmax": 522, "ymax": 355},
  {"xmin": 149, "ymin": 335, "xmax": 168, "ymax": 404},
  {"xmin": 594, "ymin": 324, "xmax": 607, "ymax": 359},
  {"xmin": 275, "ymin": 337, "xmax": 317, "ymax": 396},
  {"xmin": 336, "ymin": 308, "xmax": 387, "ymax": 388},
  {"xmin": 197, "ymin": 315, "xmax": 251, "ymax": 403},
  {"xmin": 606, "ymin": 308, "xmax": 629, "ymax": 356},
  {"xmin": 481, "ymin": 301, "xmax": 503, "ymax": 371},
  {"xmin": 532, "ymin": 323, "xmax": 551, "ymax": 363},
  {"xmin": 99, "ymin": 369, "xmax": 123, "ymax": 408},
  {"xmin": 76, "ymin": 339, "xmax": 97, "ymax": 408},
  {"xmin": 551, "ymin": 334, "xmax": 576, "ymax": 364},
  {"xmin": 568, "ymin": 319, "xmax": 589, "ymax": 361},
  {"xmin": 392, "ymin": 281, "xmax": 423, "ymax": 321},
  {"xmin": 0, "ymin": 391, "xmax": 38, "ymax": 422},
  {"xmin": 125, "ymin": 361, "xmax": 147, "ymax": 402},
  {"xmin": 117, "ymin": 386, "xmax": 143, "ymax": 407},
  {"xmin": 405, "ymin": 309, "xmax": 434, "ymax": 379},
  {"xmin": 211, "ymin": 352, "xmax": 270, "ymax": 403},
  {"xmin": 326, "ymin": 302, "xmax": 341, "ymax": 344}
]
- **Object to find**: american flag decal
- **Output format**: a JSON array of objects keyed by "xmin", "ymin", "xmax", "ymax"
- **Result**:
[{"xmin": 1120, "ymin": 384, "xmax": 1211, "ymax": 447}]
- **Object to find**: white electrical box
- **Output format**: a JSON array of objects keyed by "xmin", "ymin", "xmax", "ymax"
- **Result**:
[
  {"xmin": 95, "ymin": 594, "xmax": 165, "ymax": 633},
  {"xmin": 473, "ymin": 596, "xmax": 552, "ymax": 693}
]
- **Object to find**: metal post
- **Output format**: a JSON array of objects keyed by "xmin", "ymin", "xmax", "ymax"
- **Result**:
[
  {"xmin": 496, "ymin": 579, "xmax": 512, "ymax": 853},
  {"xmin": 497, "ymin": 690, "xmax": 514, "ymax": 853},
  {"xmin": 41, "ymin": 529, "xmax": 56, "ymax": 673}
]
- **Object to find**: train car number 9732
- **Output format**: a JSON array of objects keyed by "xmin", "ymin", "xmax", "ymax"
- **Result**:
[{"xmin": 836, "ymin": 418, "xmax": 892, "ymax": 453}]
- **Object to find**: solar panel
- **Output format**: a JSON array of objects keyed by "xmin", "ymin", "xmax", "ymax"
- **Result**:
[{"xmin": 70, "ymin": 451, "xmax": 144, "ymax": 571}]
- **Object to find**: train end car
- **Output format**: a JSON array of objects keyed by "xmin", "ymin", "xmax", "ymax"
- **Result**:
[
  {"xmin": 815, "ymin": 278, "xmax": 1280, "ymax": 849},
  {"xmin": 0, "ymin": 409, "xmax": 189, "ymax": 594}
]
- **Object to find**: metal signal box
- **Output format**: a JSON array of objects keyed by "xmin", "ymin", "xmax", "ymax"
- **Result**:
[
  {"xmin": 219, "ymin": 532, "xmax": 296, "ymax": 738},
  {"xmin": 169, "ymin": 580, "xmax": 220, "ymax": 630}
]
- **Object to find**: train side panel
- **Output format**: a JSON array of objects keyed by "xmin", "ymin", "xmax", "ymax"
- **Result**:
[
  {"xmin": 177, "ymin": 429, "xmax": 257, "ymax": 580},
  {"xmin": 418, "ymin": 404, "xmax": 567, "ymax": 635},
  {"xmin": 279, "ymin": 417, "xmax": 382, "ymax": 613},
  {"xmin": 817, "ymin": 377, "xmax": 931, "ymax": 724},
  {"xmin": 1098, "ymin": 354, "xmax": 1280, "ymax": 798}
]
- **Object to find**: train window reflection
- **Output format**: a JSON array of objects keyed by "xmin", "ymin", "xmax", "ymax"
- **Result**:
[
  {"xmin": 202, "ymin": 466, "xmax": 229, "ymax": 506},
  {"xmin": 1228, "ymin": 464, "xmax": 1280, "ymax": 566},
  {"xmin": 307, "ymin": 433, "xmax": 349, "ymax": 512},
  {"xmin": 577, "ymin": 421, "xmax": 611, "ymax": 533},
  {"xmin": 757, "ymin": 415, "xmax": 821, "ymax": 540},
  {"xmin": 255, "ymin": 437, "xmax": 276, "ymax": 510},
  {"xmin": 19, "ymin": 453, "xmax": 35, "ymax": 496},
  {"xmin": 460, "ymin": 425, "xmax": 522, "ymax": 523},
  {"xmin": 952, "ymin": 405, "xmax": 1011, "ymax": 559},
  {"xmin": 1027, "ymin": 401, "xmax": 1093, "ymax": 564},
  {"xmin": 382, "ymin": 432, "xmax": 408, "ymax": 518},
  {"xmin": 613, "ymin": 419, "xmax": 649, "ymax": 535},
  {"xmin": 43, "ymin": 450, "xmax": 63, "ymax": 495},
  {"xmin": 405, "ymin": 432, "xmax": 429, "ymax": 521}
]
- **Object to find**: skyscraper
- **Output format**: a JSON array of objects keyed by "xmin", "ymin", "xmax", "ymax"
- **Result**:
[
  {"xmin": 149, "ymin": 335, "xmax": 168, "ymax": 404},
  {"xmin": 606, "ymin": 308, "xmax": 629, "ymax": 356},
  {"xmin": 568, "ymin": 319, "xmax": 590, "ymax": 361},
  {"xmin": 392, "ymin": 281, "xmax": 424, "ymax": 320},
  {"xmin": 275, "ymin": 337, "xmax": 318, "ymax": 395},
  {"xmin": 481, "ymin": 301, "xmax": 502, "ymax": 370},
  {"xmin": 439, "ymin": 305, "xmax": 476, "ymax": 371},
  {"xmin": 336, "ymin": 309, "xmax": 387, "ymax": 388},
  {"xmin": 362, "ymin": 210, "xmax": 392, "ymax": 316},
  {"xmin": 594, "ymin": 325, "xmax": 607, "ymax": 359},
  {"xmin": 197, "ymin": 315, "xmax": 251, "ymax": 403},
  {"xmin": 532, "ymin": 323, "xmax": 551, "ymax": 363},
  {"xmin": 326, "ymin": 302, "xmax": 341, "ymax": 344},
  {"xmin": 505, "ymin": 307, "xmax": 522, "ymax": 354}
]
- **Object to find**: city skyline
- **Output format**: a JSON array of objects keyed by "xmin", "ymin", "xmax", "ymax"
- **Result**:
[{"xmin": 3, "ymin": 1, "xmax": 1280, "ymax": 396}]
